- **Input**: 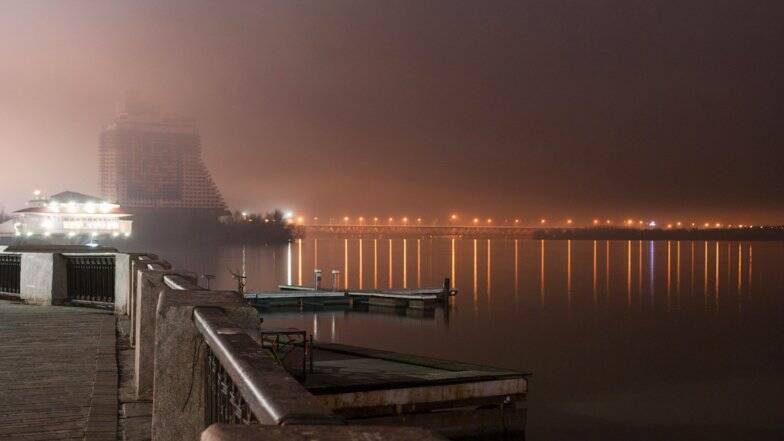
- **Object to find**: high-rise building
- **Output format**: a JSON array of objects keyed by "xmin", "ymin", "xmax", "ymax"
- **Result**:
[{"xmin": 99, "ymin": 94, "xmax": 227, "ymax": 215}]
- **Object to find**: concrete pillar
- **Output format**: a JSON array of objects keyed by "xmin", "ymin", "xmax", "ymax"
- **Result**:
[
  {"xmin": 129, "ymin": 257, "xmax": 170, "ymax": 347},
  {"xmin": 113, "ymin": 253, "xmax": 131, "ymax": 315},
  {"xmin": 151, "ymin": 290, "xmax": 257, "ymax": 441},
  {"xmin": 19, "ymin": 253, "xmax": 66, "ymax": 305},
  {"xmin": 134, "ymin": 269, "xmax": 169, "ymax": 400}
]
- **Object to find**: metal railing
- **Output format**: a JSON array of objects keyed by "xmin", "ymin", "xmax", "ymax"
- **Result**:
[
  {"xmin": 65, "ymin": 255, "xmax": 115, "ymax": 303},
  {"xmin": 204, "ymin": 345, "xmax": 258, "ymax": 425},
  {"xmin": 0, "ymin": 254, "xmax": 21, "ymax": 294},
  {"xmin": 193, "ymin": 307, "xmax": 342, "ymax": 427}
]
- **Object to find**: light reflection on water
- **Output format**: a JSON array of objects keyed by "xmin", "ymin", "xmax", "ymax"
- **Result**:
[{"xmin": 154, "ymin": 237, "xmax": 784, "ymax": 438}]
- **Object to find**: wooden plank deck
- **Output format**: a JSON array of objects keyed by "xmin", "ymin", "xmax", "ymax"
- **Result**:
[{"xmin": 0, "ymin": 300, "xmax": 117, "ymax": 441}]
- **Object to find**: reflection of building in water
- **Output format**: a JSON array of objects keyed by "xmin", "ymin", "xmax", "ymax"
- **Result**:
[
  {"xmin": 99, "ymin": 92, "xmax": 227, "ymax": 214},
  {"xmin": 1, "ymin": 190, "xmax": 132, "ymax": 240}
]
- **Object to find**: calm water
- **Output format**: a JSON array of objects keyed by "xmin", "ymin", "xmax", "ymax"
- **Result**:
[{"xmin": 155, "ymin": 237, "xmax": 784, "ymax": 439}]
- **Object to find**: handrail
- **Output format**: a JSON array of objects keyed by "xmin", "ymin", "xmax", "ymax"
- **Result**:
[
  {"xmin": 163, "ymin": 273, "xmax": 203, "ymax": 291},
  {"xmin": 193, "ymin": 307, "xmax": 343, "ymax": 426}
]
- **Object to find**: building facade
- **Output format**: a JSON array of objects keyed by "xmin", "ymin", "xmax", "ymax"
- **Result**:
[
  {"xmin": 3, "ymin": 191, "xmax": 132, "ymax": 239},
  {"xmin": 99, "ymin": 96, "xmax": 227, "ymax": 214}
]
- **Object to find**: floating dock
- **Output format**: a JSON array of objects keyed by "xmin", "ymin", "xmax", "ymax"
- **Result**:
[
  {"xmin": 303, "ymin": 342, "xmax": 529, "ymax": 440},
  {"xmin": 247, "ymin": 282, "xmax": 456, "ymax": 311},
  {"xmin": 245, "ymin": 290, "xmax": 351, "ymax": 308}
]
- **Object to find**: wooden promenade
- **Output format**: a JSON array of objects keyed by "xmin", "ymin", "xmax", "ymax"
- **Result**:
[{"xmin": 0, "ymin": 300, "xmax": 117, "ymax": 441}]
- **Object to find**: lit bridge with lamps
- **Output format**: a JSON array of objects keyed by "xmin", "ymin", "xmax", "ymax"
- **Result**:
[{"xmin": 300, "ymin": 224, "xmax": 563, "ymax": 238}]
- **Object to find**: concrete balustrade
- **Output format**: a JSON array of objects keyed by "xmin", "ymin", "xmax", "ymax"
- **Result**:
[{"xmin": 0, "ymin": 247, "xmax": 131, "ymax": 307}]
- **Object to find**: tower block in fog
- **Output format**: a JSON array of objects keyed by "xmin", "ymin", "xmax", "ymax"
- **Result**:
[{"xmin": 99, "ymin": 94, "xmax": 227, "ymax": 215}]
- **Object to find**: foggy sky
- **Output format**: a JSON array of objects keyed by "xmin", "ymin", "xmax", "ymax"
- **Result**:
[{"xmin": 1, "ymin": 0, "xmax": 783, "ymax": 223}]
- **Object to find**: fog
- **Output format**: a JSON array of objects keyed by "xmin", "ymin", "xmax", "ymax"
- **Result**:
[{"xmin": 1, "ymin": 1, "xmax": 783, "ymax": 222}]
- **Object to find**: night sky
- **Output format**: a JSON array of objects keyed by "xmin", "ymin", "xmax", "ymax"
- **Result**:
[{"xmin": 1, "ymin": 1, "xmax": 782, "ymax": 223}]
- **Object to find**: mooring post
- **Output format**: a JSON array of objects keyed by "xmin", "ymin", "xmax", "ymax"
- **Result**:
[
  {"xmin": 314, "ymin": 269, "xmax": 322, "ymax": 290},
  {"xmin": 331, "ymin": 270, "xmax": 340, "ymax": 291}
]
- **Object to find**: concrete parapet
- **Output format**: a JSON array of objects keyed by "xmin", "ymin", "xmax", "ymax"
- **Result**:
[
  {"xmin": 134, "ymin": 269, "xmax": 171, "ymax": 400},
  {"xmin": 133, "ymin": 267, "xmax": 195, "ymax": 399},
  {"xmin": 19, "ymin": 252, "xmax": 66, "ymax": 305},
  {"xmin": 200, "ymin": 424, "xmax": 448, "ymax": 441},
  {"xmin": 151, "ymin": 290, "xmax": 257, "ymax": 441},
  {"xmin": 128, "ymin": 257, "xmax": 171, "ymax": 346}
]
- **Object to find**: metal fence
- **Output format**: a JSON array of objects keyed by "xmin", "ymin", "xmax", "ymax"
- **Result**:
[
  {"xmin": 193, "ymin": 307, "xmax": 343, "ymax": 427},
  {"xmin": 65, "ymin": 256, "xmax": 115, "ymax": 303},
  {"xmin": 0, "ymin": 254, "xmax": 21, "ymax": 294},
  {"xmin": 204, "ymin": 346, "xmax": 258, "ymax": 425}
]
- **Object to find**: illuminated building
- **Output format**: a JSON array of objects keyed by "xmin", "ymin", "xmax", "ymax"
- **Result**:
[
  {"xmin": 99, "ymin": 93, "xmax": 227, "ymax": 214},
  {"xmin": 3, "ymin": 191, "xmax": 132, "ymax": 239}
]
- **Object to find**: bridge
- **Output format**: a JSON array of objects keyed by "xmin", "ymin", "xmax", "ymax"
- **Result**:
[
  {"xmin": 301, "ymin": 224, "xmax": 553, "ymax": 238},
  {"xmin": 298, "ymin": 224, "xmax": 784, "ymax": 240}
]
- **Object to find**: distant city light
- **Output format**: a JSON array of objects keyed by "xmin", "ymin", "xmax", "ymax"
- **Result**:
[
  {"xmin": 648, "ymin": 221, "xmax": 656, "ymax": 227},
  {"xmin": 593, "ymin": 219, "xmax": 599, "ymax": 225},
  {"xmin": 486, "ymin": 218, "xmax": 492, "ymax": 224},
  {"xmin": 540, "ymin": 219, "xmax": 546, "ymax": 224},
  {"xmin": 514, "ymin": 219, "xmax": 520, "ymax": 224},
  {"xmin": 283, "ymin": 211, "xmax": 294, "ymax": 219},
  {"xmin": 450, "ymin": 214, "xmax": 458, "ymax": 220},
  {"xmin": 566, "ymin": 219, "xmax": 573, "ymax": 225},
  {"xmin": 473, "ymin": 218, "xmax": 480, "ymax": 224}
]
